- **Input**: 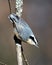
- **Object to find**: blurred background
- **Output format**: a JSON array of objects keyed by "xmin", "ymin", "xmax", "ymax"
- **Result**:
[{"xmin": 0, "ymin": 0, "xmax": 52, "ymax": 65}]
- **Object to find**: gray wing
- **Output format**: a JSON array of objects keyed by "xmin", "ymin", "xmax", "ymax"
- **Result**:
[{"xmin": 15, "ymin": 18, "xmax": 33, "ymax": 41}]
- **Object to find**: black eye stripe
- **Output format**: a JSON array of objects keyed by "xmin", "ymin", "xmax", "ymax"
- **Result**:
[
  {"xmin": 29, "ymin": 36, "xmax": 36, "ymax": 44},
  {"xmin": 10, "ymin": 17, "xmax": 16, "ymax": 22},
  {"xmin": 10, "ymin": 17, "xmax": 14, "ymax": 22},
  {"xmin": 30, "ymin": 36, "xmax": 34, "ymax": 41}
]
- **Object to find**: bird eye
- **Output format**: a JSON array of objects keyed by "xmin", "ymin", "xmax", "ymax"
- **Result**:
[
  {"xmin": 12, "ymin": 18, "xmax": 16, "ymax": 22},
  {"xmin": 29, "ymin": 36, "xmax": 34, "ymax": 41},
  {"xmin": 29, "ymin": 36, "xmax": 36, "ymax": 44}
]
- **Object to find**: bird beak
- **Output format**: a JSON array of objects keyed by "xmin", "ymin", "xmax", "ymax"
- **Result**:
[
  {"xmin": 27, "ymin": 38, "xmax": 39, "ymax": 48},
  {"xmin": 34, "ymin": 43, "xmax": 39, "ymax": 48}
]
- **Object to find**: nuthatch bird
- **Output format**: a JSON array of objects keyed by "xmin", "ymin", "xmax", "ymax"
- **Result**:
[{"xmin": 8, "ymin": 13, "xmax": 39, "ymax": 48}]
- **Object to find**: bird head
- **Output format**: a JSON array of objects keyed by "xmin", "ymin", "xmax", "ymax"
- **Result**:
[
  {"xmin": 27, "ymin": 35, "xmax": 39, "ymax": 48},
  {"xmin": 8, "ymin": 13, "xmax": 19, "ymax": 23},
  {"xmin": 8, "ymin": 13, "xmax": 39, "ymax": 48}
]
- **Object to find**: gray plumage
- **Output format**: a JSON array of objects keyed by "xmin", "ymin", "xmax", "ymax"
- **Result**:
[
  {"xmin": 15, "ymin": 18, "xmax": 34, "ymax": 41},
  {"xmin": 8, "ymin": 13, "xmax": 39, "ymax": 47}
]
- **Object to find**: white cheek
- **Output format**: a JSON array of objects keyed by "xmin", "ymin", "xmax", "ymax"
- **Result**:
[
  {"xmin": 34, "ymin": 37, "xmax": 38, "ymax": 45},
  {"xmin": 27, "ymin": 39, "xmax": 35, "ymax": 45}
]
